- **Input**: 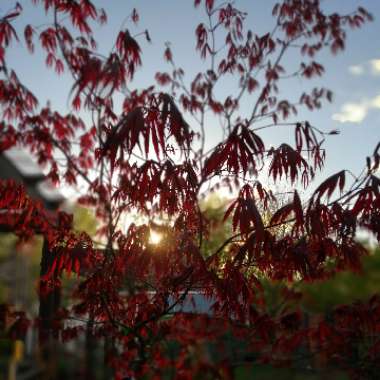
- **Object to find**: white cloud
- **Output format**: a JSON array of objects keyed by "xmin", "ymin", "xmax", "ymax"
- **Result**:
[
  {"xmin": 332, "ymin": 102, "xmax": 369, "ymax": 123},
  {"xmin": 333, "ymin": 94, "xmax": 380, "ymax": 124},
  {"xmin": 370, "ymin": 59, "xmax": 380, "ymax": 75},
  {"xmin": 348, "ymin": 64, "xmax": 364, "ymax": 75},
  {"xmin": 347, "ymin": 59, "xmax": 380, "ymax": 76},
  {"xmin": 370, "ymin": 95, "xmax": 380, "ymax": 108}
]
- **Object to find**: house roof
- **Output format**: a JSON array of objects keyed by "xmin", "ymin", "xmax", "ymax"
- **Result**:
[{"xmin": 0, "ymin": 148, "xmax": 65, "ymax": 210}]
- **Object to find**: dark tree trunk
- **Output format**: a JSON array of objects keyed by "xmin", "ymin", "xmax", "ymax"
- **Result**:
[
  {"xmin": 38, "ymin": 239, "xmax": 60, "ymax": 379},
  {"xmin": 85, "ymin": 318, "xmax": 97, "ymax": 380}
]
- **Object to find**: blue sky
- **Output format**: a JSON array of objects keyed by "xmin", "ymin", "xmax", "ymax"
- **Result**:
[{"xmin": 3, "ymin": 0, "xmax": 380, "ymax": 194}]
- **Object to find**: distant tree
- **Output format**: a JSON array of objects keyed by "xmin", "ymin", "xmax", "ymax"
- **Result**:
[{"xmin": 0, "ymin": 1, "xmax": 379, "ymax": 379}]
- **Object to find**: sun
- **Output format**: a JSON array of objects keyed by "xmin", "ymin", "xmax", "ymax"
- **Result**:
[{"xmin": 149, "ymin": 229, "xmax": 162, "ymax": 245}]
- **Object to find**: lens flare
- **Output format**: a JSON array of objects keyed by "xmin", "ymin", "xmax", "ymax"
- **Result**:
[{"xmin": 149, "ymin": 229, "xmax": 162, "ymax": 245}]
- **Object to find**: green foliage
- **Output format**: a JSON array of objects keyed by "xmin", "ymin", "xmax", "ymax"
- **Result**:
[
  {"xmin": 200, "ymin": 193, "xmax": 232, "ymax": 258},
  {"xmin": 0, "ymin": 234, "xmax": 17, "ymax": 262},
  {"xmin": 259, "ymin": 246, "xmax": 380, "ymax": 316},
  {"xmin": 299, "ymin": 246, "xmax": 380, "ymax": 313},
  {"xmin": 72, "ymin": 205, "xmax": 97, "ymax": 237},
  {"xmin": 0, "ymin": 233, "xmax": 43, "ymax": 306}
]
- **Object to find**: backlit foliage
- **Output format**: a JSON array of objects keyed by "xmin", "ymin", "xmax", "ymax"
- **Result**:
[{"xmin": 0, "ymin": 1, "xmax": 379, "ymax": 378}]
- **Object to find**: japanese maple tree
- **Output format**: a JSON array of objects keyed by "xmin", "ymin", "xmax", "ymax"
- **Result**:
[{"xmin": 0, "ymin": 0, "xmax": 379, "ymax": 379}]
